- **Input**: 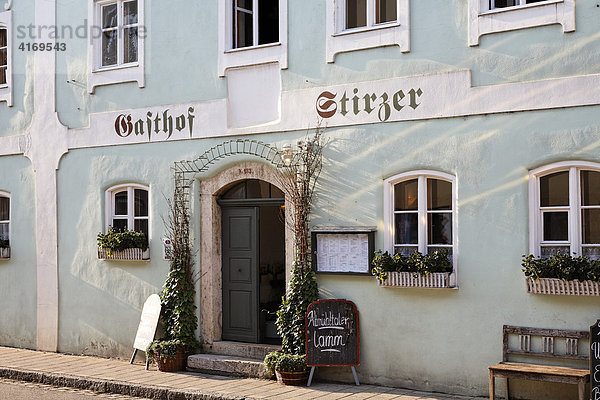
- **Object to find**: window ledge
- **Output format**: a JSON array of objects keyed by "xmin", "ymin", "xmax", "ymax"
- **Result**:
[
  {"xmin": 469, "ymin": 0, "xmax": 574, "ymax": 46},
  {"xmin": 377, "ymin": 271, "xmax": 456, "ymax": 289},
  {"xmin": 0, "ymin": 247, "xmax": 9, "ymax": 260},
  {"xmin": 526, "ymin": 277, "xmax": 600, "ymax": 296},
  {"xmin": 88, "ymin": 61, "xmax": 144, "ymax": 94},
  {"xmin": 92, "ymin": 62, "xmax": 140, "ymax": 73},
  {"xmin": 225, "ymin": 42, "xmax": 282, "ymax": 54},
  {"xmin": 98, "ymin": 246, "xmax": 150, "ymax": 261},
  {"xmin": 333, "ymin": 22, "xmax": 401, "ymax": 37}
]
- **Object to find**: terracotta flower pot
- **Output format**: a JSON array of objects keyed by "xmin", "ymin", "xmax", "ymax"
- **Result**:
[
  {"xmin": 154, "ymin": 348, "xmax": 186, "ymax": 372},
  {"xmin": 275, "ymin": 369, "xmax": 308, "ymax": 386}
]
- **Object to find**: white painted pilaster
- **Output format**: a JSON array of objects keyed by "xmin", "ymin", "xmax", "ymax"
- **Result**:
[{"xmin": 23, "ymin": 0, "xmax": 68, "ymax": 352}]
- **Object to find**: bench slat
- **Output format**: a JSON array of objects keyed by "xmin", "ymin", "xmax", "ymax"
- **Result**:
[
  {"xmin": 489, "ymin": 362, "xmax": 589, "ymax": 378},
  {"xmin": 506, "ymin": 349, "xmax": 588, "ymax": 361}
]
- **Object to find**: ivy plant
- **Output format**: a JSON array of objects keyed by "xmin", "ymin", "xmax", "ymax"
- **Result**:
[
  {"xmin": 371, "ymin": 249, "xmax": 452, "ymax": 282},
  {"xmin": 97, "ymin": 228, "xmax": 148, "ymax": 254},
  {"xmin": 522, "ymin": 253, "xmax": 600, "ymax": 282},
  {"xmin": 275, "ymin": 261, "xmax": 318, "ymax": 356}
]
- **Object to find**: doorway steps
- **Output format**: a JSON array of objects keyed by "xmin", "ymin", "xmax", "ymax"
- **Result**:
[{"xmin": 187, "ymin": 341, "xmax": 280, "ymax": 379}]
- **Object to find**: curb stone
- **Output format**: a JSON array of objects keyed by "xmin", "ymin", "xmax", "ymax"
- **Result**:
[{"xmin": 0, "ymin": 367, "xmax": 246, "ymax": 400}]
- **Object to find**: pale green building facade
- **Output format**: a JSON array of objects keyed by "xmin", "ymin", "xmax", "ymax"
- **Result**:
[{"xmin": 0, "ymin": 0, "xmax": 599, "ymax": 398}]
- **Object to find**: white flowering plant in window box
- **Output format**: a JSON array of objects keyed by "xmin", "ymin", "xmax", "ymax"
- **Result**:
[
  {"xmin": 0, "ymin": 239, "xmax": 9, "ymax": 259},
  {"xmin": 372, "ymin": 249, "xmax": 453, "ymax": 288},
  {"xmin": 522, "ymin": 253, "xmax": 600, "ymax": 296},
  {"xmin": 97, "ymin": 228, "xmax": 149, "ymax": 261}
]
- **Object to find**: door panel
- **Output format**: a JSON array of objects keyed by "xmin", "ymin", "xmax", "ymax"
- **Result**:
[{"xmin": 222, "ymin": 207, "xmax": 259, "ymax": 343}]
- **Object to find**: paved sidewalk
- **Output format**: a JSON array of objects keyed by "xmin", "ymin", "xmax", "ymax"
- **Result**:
[{"xmin": 0, "ymin": 346, "xmax": 486, "ymax": 400}]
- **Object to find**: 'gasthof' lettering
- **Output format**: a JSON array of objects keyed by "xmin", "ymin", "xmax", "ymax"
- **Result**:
[
  {"xmin": 316, "ymin": 87, "xmax": 423, "ymax": 122},
  {"xmin": 114, "ymin": 107, "xmax": 195, "ymax": 141}
]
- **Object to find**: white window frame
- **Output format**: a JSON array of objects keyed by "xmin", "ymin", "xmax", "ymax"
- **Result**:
[
  {"xmin": 383, "ymin": 171, "xmax": 457, "ymax": 271},
  {"xmin": 218, "ymin": 0, "xmax": 288, "ymax": 77},
  {"xmin": 104, "ymin": 183, "xmax": 149, "ymax": 237},
  {"xmin": 0, "ymin": 9, "xmax": 12, "ymax": 106},
  {"xmin": 529, "ymin": 161, "xmax": 600, "ymax": 258},
  {"xmin": 0, "ymin": 191, "xmax": 9, "ymax": 246},
  {"xmin": 326, "ymin": 0, "xmax": 409, "ymax": 63},
  {"xmin": 88, "ymin": 0, "xmax": 145, "ymax": 93},
  {"xmin": 468, "ymin": 0, "xmax": 575, "ymax": 46}
]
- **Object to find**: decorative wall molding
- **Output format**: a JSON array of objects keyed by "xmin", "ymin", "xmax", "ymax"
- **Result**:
[{"xmin": 68, "ymin": 69, "xmax": 600, "ymax": 151}]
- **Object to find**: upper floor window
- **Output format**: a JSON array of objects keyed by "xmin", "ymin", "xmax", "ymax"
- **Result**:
[
  {"xmin": 530, "ymin": 162, "xmax": 600, "ymax": 259},
  {"xmin": 345, "ymin": 0, "xmax": 397, "ymax": 30},
  {"xmin": 0, "ymin": 10, "xmax": 12, "ymax": 106},
  {"xmin": 325, "ymin": 0, "xmax": 409, "ymax": 63},
  {"xmin": 384, "ymin": 171, "xmax": 456, "ymax": 265},
  {"xmin": 105, "ymin": 184, "xmax": 149, "ymax": 237},
  {"xmin": 88, "ymin": 0, "xmax": 145, "ymax": 93},
  {"xmin": 99, "ymin": 0, "xmax": 139, "ymax": 67},
  {"xmin": 468, "ymin": 0, "xmax": 575, "ymax": 46},
  {"xmin": 0, "ymin": 27, "xmax": 7, "ymax": 86},
  {"xmin": 0, "ymin": 193, "xmax": 9, "ymax": 246},
  {"xmin": 490, "ymin": 0, "xmax": 546, "ymax": 9},
  {"xmin": 233, "ymin": 0, "xmax": 279, "ymax": 49},
  {"xmin": 218, "ymin": 0, "xmax": 287, "ymax": 76}
]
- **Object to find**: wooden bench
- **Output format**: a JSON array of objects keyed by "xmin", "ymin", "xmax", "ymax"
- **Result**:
[{"xmin": 489, "ymin": 325, "xmax": 590, "ymax": 400}]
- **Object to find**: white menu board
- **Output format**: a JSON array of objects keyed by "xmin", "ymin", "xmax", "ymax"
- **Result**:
[{"xmin": 316, "ymin": 233, "xmax": 370, "ymax": 273}]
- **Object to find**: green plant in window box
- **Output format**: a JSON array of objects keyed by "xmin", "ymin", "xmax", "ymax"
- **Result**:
[
  {"xmin": 0, "ymin": 239, "xmax": 8, "ymax": 249},
  {"xmin": 522, "ymin": 253, "xmax": 600, "ymax": 282},
  {"xmin": 97, "ymin": 228, "xmax": 148, "ymax": 256},
  {"xmin": 371, "ymin": 249, "xmax": 452, "ymax": 282}
]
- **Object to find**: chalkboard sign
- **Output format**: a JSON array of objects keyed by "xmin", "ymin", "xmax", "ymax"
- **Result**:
[
  {"xmin": 311, "ymin": 227, "xmax": 375, "ymax": 275},
  {"xmin": 305, "ymin": 299, "xmax": 359, "ymax": 366},
  {"xmin": 591, "ymin": 320, "xmax": 600, "ymax": 399}
]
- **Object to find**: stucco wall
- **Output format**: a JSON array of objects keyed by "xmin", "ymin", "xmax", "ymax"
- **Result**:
[{"xmin": 0, "ymin": 155, "xmax": 36, "ymax": 348}]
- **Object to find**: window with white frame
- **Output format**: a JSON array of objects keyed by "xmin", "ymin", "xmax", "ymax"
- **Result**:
[
  {"xmin": 105, "ymin": 184, "xmax": 149, "ymax": 237},
  {"xmin": 233, "ymin": 0, "xmax": 279, "ymax": 49},
  {"xmin": 468, "ymin": 0, "xmax": 575, "ymax": 46},
  {"xmin": 530, "ymin": 162, "xmax": 600, "ymax": 260},
  {"xmin": 325, "ymin": 0, "xmax": 409, "ymax": 63},
  {"xmin": 0, "ymin": 9, "xmax": 12, "ymax": 106},
  {"xmin": 0, "ymin": 193, "xmax": 9, "ymax": 247},
  {"xmin": 88, "ymin": 0, "xmax": 145, "ymax": 93},
  {"xmin": 345, "ymin": 0, "xmax": 397, "ymax": 30},
  {"xmin": 384, "ymin": 172, "xmax": 456, "ymax": 264},
  {"xmin": 218, "ymin": 0, "xmax": 287, "ymax": 76}
]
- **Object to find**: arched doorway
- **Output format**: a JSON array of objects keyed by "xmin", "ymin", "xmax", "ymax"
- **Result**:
[{"xmin": 219, "ymin": 179, "xmax": 286, "ymax": 344}]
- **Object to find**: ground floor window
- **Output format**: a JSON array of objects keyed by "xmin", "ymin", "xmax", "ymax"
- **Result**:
[
  {"xmin": 384, "ymin": 171, "xmax": 455, "ymax": 263},
  {"xmin": 105, "ymin": 184, "xmax": 149, "ymax": 237},
  {"xmin": 530, "ymin": 162, "xmax": 600, "ymax": 259},
  {"xmin": 0, "ymin": 193, "xmax": 8, "ymax": 246}
]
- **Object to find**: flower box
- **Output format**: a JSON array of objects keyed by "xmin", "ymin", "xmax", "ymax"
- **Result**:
[
  {"xmin": 0, "ymin": 247, "xmax": 9, "ymax": 259},
  {"xmin": 97, "ymin": 246, "xmax": 149, "ymax": 261},
  {"xmin": 378, "ymin": 271, "xmax": 453, "ymax": 288},
  {"xmin": 526, "ymin": 277, "xmax": 600, "ymax": 296}
]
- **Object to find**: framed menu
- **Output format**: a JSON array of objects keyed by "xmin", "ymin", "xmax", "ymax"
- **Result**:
[{"xmin": 311, "ymin": 227, "xmax": 376, "ymax": 275}]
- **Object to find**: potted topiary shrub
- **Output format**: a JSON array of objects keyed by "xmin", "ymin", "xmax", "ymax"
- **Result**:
[
  {"xmin": 0, "ymin": 239, "xmax": 9, "ymax": 259},
  {"xmin": 97, "ymin": 228, "xmax": 149, "ymax": 260},
  {"xmin": 372, "ymin": 249, "xmax": 454, "ymax": 288},
  {"xmin": 264, "ymin": 351, "xmax": 308, "ymax": 385},
  {"xmin": 522, "ymin": 253, "xmax": 600, "ymax": 296}
]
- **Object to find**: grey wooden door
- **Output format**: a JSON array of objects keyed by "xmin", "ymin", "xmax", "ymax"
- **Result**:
[{"xmin": 222, "ymin": 207, "xmax": 259, "ymax": 343}]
